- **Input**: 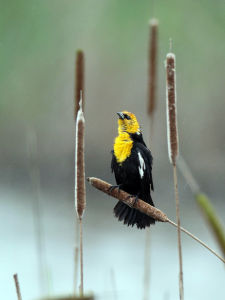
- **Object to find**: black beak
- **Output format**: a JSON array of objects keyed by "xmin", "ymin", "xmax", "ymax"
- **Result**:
[{"xmin": 117, "ymin": 112, "xmax": 125, "ymax": 120}]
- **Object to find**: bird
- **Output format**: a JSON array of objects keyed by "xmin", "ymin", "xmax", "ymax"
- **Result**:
[{"xmin": 111, "ymin": 111, "xmax": 155, "ymax": 229}]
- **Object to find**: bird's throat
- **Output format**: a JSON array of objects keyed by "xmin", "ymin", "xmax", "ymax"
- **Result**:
[{"xmin": 114, "ymin": 133, "xmax": 133, "ymax": 164}]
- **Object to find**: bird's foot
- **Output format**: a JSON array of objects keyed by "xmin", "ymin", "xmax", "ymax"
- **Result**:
[
  {"xmin": 126, "ymin": 194, "xmax": 139, "ymax": 207},
  {"xmin": 108, "ymin": 184, "xmax": 122, "ymax": 194}
]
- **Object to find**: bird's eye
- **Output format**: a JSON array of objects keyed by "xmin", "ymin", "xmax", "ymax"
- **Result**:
[{"xmin": 124, "ymin": 114, "xmax": 131, "ymax": 120}]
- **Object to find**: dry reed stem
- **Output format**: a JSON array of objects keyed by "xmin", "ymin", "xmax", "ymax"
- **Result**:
[
  {"xmin": 173, "ymin": 165, "xmax": 184, "ymax": 300},
  {"xmin": 148, "ymin": 19, "xmax": 158, "ymax": 116},
  {"xmin": 75, "ymin": 98, "xmax": 86, "ymax": 297},
  {"xmin": 75, "ymin": 51, "xmax": 84, "ymax": 119},
  {"xmin": 110, "ymin": 268, "xmax": 118, "ymax": 300},
  {"xmin": 74, "ymin": 215, "xmax": 80, "ymax": 295},
  {"xmin": 27, "ymin": 128, "xmax": 47, "ymax": 295},
  {"xmin": 177, "ymin": 156, "xmax": 200, "ymax": 195},
  {"xmin": 177, "ymin": 156, "xmax": 225, "ymax": 258},
  {"xmin": 166, "ymin": 52, "xmax": 183, "ymax": 299},
  {"xmin": 168, "ymin": 220, "xmax": 225, "ymax": 263},
  {"xmin": 79, "ymin": 219, "xmax": 84, "ymax": 297},
  {"xmin": 74, "ymin": 246, "xmax": 79, "ymax": 295},
  {"xmin": 87, "ymin": 177, "xmax": 225, "ymax": 264},
  {"xmin": 166, "ymin": 53, "xmax": 178, "ymax": 165},
  {"xmin": 75, "ymin": 99, "xmax": 86, "ymax": 220},
  {"xmin": 146, "ymin": 21, "xmax": 158, "ymax": 294},
  {"xmin": 13, "ymin": 274, "xmax": 22, "ymax": 300},
  {"xmin": 143, "ymin": 228, "xmax": 151, "ymax": 300}
]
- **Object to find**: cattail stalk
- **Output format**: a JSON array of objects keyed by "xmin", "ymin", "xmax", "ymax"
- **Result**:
[
  {"xmin": 173, "ymin": 164, "xmax": 183, "ymax": 299},
  {"xmin": 177, "ymin": 156, "xmax": 200, "ymax": 195},
  {"xmin": 27, "ymin": 129, "xmax": 47, "ymax": 295},
  {"xmin": 74, "ymin": 246, "xmax": 79, "ymax": 294},
  {"xmin": 148, "ymin": 19, "xmax": 158, "ymax": 119},
  {"xmin": 13, "ymin": 274, "xmax": 22, "ymax": 300},
  {"xmin": 166, "ymin": 52, "xmax": 183, "ymax": 299},
  {"xmin": 87, "ymin": 177, "xmax": 225, "ymax": 264},
  {"xmin": 75, "ymin": 50, "xmax": 85, "ymax": 119},
  {"xmin": 79, "ymin": 219, "xmax": 84, "ymax": 296},
  {"xmin": 110, "ymin": 268, "xmax": 118, "ymax": 300},
  {"xmin": 75, "ymin": 97, "xmax": 86, "ymax": 296},
  {"xmin": 143, "ymin": 228, "xmax": 151, "ymax": 300},
  {"xmin": 146, "ymin": 20, "xmax": 158, "ymax": 300}
]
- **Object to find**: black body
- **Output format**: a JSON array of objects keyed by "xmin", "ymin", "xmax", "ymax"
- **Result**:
[{"xmin": 111, "ymin": 133, "xmax": 155, "ymax": 229}]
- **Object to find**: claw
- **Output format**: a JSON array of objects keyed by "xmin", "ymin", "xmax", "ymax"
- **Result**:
[
  {"xmin": 126, "ymin": 194, "xmax": 139, "ymax": 207},
  {"xmin": 133, "ymin": 195, "xmax": 139, "ymax": 206},
  {"xmin": 108, "ymin": 184, "xmax": 121, "ymax": 194}
]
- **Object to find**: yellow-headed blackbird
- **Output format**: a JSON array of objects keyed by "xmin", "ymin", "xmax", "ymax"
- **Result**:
[{"xmin": 111, "ymin": 111, "xmax": 155, "ymax": 229}]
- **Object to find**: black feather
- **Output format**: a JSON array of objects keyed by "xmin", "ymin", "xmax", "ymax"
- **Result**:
[{"xmin": 112, "ymin": 132, "xmax": 155, "ymax": 229}]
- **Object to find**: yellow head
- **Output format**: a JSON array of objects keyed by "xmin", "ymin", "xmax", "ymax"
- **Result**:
[{"xmin": 117, "ymin": 111, "xmax": 141, "ymax": 135}]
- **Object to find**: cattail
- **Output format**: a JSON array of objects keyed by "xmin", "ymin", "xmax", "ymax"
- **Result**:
[
  {"xmin": 75, "ymin": 50, "xmax": 85, "ymax": 120},
  {"xmin": 166, "ymin": 52, "xmax": 179, "ymax": 165},
  {"xmin": 87, "ymin": 177, "xmax": 168, "ymax": 222},
  {"xmin": 166, "ymin": 51, "xmax": 183, "ymax": 300},
  {"xmin": 75, "ymin": 96, "xmax": 86, "ymax": 220},
  {"xmin": 146, "ymin": 20, "xmax": 158, "ymax": 300},
  {"xmin": 13, "ymin": 274, "xmax": 22, "ymax": 300},
  {"xmin": 87, "ymin": 176, "xmax": 225, "ymax": 264},
  {"xmin": 75, "ymin": 95, "xmax": 86, "ymax": 297},
  {"xmin": 148, "ymin": 19, "xmax": 158, "ymax": 116},
  {"xmin": 166, "ymin": 55, "xmax": 183, "ymax": 299}
]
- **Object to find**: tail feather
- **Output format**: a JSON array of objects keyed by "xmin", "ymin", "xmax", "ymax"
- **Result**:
[
  {"xmin": 126, "ymin": 208, "xmax": 136, "ymax": 226},
  {"xmin": 125, "ymin": 206, "xmax": 134, "ymax": 225},
  {"xmin": 114, "ymin": 201, "xmax": 155, "ymax": 229},
  {"xmin": 129, "ymin": 209, "xmax": 137, "ymax": 226},
  {"xmin": 118, "ymin": 203, "xmax": 129, "ymax": 221}
]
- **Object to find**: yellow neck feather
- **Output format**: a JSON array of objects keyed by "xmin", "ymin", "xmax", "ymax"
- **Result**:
[{"xmin": 114, "ymin": 132, "xmax": 133, "ymax": 164}]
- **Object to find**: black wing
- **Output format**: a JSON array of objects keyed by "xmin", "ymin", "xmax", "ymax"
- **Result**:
[{"xmin": 135, "ymin": 142, "xmax": 154, "ymax": 191}]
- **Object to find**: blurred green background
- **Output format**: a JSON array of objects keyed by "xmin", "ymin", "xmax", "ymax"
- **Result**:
[{"xmin": 0, "ymin": 1, "xmax": 225, "ymax": 299}]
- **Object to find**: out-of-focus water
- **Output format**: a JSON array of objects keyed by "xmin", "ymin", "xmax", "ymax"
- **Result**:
[{"xmin": 1, "ymin": 177, "xmax": 224, "ymax": 300}]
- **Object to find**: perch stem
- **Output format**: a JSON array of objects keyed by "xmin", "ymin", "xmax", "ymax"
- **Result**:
[
  {"xmin": 168, "ymin": 219, "xmax": 225, "ymax": 263},
  {"xmin": 87, "ymin": 177, "xmax": 225, "ymax": 264},
  {"xmin": 13, "ymin": 274, "xmax": 22, "ymax": 300}
]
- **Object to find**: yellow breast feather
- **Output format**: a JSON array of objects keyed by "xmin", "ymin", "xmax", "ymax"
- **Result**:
[{"xmin": 114, "ymin": 132, "xmax": 133, "ymax": 164}]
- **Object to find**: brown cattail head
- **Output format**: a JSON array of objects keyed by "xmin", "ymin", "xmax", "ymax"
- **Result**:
[
  {"xmin": 75, "ymin": 50, "xmax": 84, "ymax": 120},
  {"xmin": 166, "ymin": 53, "xmax": 179, "ymax": 165},
  {"xmin": 148, "ymin": 18, "xmax": 158, "ymax": 116},
  {"xmin": 75, "ymin": 96, "xmax": 86, "ymax": 220}
]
